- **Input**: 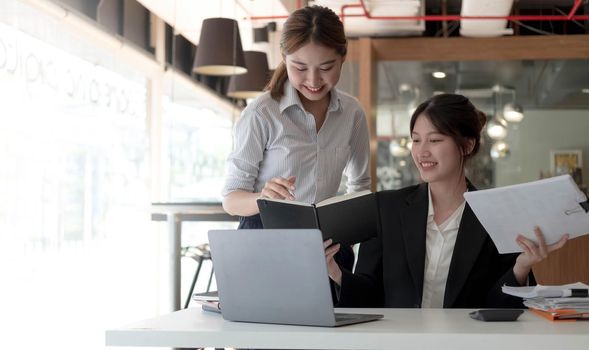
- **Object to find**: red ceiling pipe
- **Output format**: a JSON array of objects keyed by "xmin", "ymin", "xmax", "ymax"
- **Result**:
[
  {"xmin": 251, "ymin": 0, "xmax": 589, "ymax": 21},
  {"xmin": 333, "ymin": 14, "xmax": 589, "ymax": 21},
  {"xmin": 341, "ymin": 3, "xmax": 362, "ymax": 25},
  {"xmin": 353, "ymin": 0, "xmax": 589, "ymax": 21},
  {"xmin": 249, "ymin": 14, "xmax": 589, "ymax": 20},
  {"xmin": 569, "ymin": 0, "xmax": 582, "ymax": 19},
  {"xmin": 339, "ymin": 0, "xmax": 589, "ymax": 21}
]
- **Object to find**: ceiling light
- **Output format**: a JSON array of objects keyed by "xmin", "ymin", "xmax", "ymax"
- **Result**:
[
  {"xmin": 503, "ymin": 103, "xmax": 524, "ymax": 123},
  {"xmin": 227, "ymin": 51, "xmax": 270, "ymax": 99},
  {"xmin": 432, "ymin": 71, "xmax": 446, "ymax": 79},
  {"xmin": 193, "ymin": 18, "xmax": 247, "ymax": 76},
  {"xmin": 490, "ymin": 141, "xmax": 510, "ymax": 160},
  {"xmin": 486, "ymin": 118, "xmax": 508, "ymax": 140},
  {"xmin": 389, "ymin": 137, "xmax": 412, "ymax": 157},
  {"xmin": 399, "ymin": 83, "xmax": 411, "ymax": 92}
]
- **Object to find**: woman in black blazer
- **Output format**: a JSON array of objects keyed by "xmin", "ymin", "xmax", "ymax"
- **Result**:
[{"xmin": 325, "ymin": 93, "xmax": 569, "ymax": 308}]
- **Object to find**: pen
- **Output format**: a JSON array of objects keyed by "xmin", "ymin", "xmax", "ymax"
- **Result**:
[{"xmin": 561, "ymin": 289, "xmax": 589, "ymax": 298}]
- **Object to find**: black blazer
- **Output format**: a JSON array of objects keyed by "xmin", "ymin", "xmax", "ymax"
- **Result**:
[{"xmin": 338, "ymin": 182, "xmax": 530, "ymax": 308}]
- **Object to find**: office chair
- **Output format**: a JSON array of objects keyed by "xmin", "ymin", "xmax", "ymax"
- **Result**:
[{"xmin": 182, "ymin": 243, "xmax": 215, "ymax": 309}]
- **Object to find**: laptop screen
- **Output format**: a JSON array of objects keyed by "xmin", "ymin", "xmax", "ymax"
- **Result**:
[{"xmin": 208, "ymin": 229, "xmax": 337, "ymax": 326}]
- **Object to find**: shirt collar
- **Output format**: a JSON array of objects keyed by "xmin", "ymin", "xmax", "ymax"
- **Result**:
[
  {"xmin": 279, "ymin": 81, "xmax": 342, "ymax": 114},
  {"xmin": 427, "ymin": 185, "xmax": 435, "ymax": 219},
  {"xmin": 279, "ymin": 80, "xmax": 300, "ymax": 113},
  {"xmin": 427, "ymin": 184, "xmax": 467, "ymax": 230},
  {"xmin": 327, "ymin": 88, "xmax": 342, "ymax": 112}
]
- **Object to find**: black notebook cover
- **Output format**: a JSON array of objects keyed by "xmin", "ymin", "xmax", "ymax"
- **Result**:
[
  {"xmin": 315, "ymin": 192, "xmax": 378, "ymax": 246},
  {"xmin": 257, "ymin": 192, "xmax": 378, "ymax": 246}
]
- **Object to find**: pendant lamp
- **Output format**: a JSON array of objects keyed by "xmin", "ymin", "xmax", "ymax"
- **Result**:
[
  {"xmin": 503, "ymin": 103, "xmax": 524, "ymax": 123},
  {"xmin": 486, "ymin": 117, "xmax": 508, "ymax": 140},
  {"xmin": 227, "ymin": 51, "xmax": 270, "ymax": 99},
  {"xmin": 193, "ymin": 17, "xmax": 247, "ymax": 76}
]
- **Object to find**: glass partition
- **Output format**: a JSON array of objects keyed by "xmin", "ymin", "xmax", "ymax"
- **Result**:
[{"xmin": 373, "ymin": 59, "xmax": 589, "ymax": 192}]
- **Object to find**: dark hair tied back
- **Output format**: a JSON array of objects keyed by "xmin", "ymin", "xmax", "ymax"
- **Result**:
[{"xmin": 474, "ymin": 108, "xmax": 487, "ymax": 134}]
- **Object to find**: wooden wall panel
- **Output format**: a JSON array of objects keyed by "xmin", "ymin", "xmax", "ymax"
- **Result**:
[
  {"xmin": 533, "ymin": 235, "xmax": 589, "ymax": 285},
  {"xmin": 357, "ymin": 38, "xmax": 377, "ymax": 192},
  {"xmin": 348, "ymin": 35, "xmax": 589, "ymax": 62}
]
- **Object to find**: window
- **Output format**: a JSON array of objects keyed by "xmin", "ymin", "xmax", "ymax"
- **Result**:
[{"xmin": 161, "ymin": 76, "xmax": 234, "ymax": 202}]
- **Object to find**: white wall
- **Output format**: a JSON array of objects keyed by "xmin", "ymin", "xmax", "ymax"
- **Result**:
[{"xmin": 495, "ymin": 109, "xmax": 589, "ymax": 187}]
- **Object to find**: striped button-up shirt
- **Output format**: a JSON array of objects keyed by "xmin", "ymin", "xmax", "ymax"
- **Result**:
[{"xmin": 222, "ymin": 81, "xmax": 370, "ymax": 204}]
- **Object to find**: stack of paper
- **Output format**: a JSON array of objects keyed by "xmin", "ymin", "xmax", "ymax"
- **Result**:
[
  {"xmin": 524, "ymin": 298, "xmax": 589, "ymax": 311},
  {"xmin": 502, "ymin": 282, "xmax": 589, "ymax": 298},
  {"xmin": 502, "ymin": 282, "xmax": 589, "ymax": 321}
]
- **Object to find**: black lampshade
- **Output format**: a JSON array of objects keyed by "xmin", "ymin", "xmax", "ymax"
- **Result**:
[
  {"xmin": 193, "ymin": 18, "xmax": 247, "ymax": 76},
  {"xmin": 227, "ymin": 51, "xmax": 270, "ymax": 99}
]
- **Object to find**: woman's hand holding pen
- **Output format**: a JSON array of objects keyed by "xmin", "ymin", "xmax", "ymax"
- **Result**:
[
  {"xmin": 512, "ymin": 226, "xmax": 569, "ymax": 285},
  {"xmin": 324, "ymin": 239, "xmax": 343, "ymax": 286},
  {"xmin": 260, "ymin": 176, "xmax": 296, "ymax": 200}
]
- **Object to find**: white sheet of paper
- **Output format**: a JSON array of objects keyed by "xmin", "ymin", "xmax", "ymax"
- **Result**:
[
  {"xmin": 502, "ymin": 282, "xmax": 589, "ymax": 298},
  {"xmin": 464, "ymin": 175, "xmax": 589, "ymax": 254}
]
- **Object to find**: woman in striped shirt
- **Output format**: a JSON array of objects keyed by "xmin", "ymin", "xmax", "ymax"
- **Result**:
[
  {"xmin": 223, "ymin": 6, "xmax": 370, "ymax": 227},
  {"xmin": 222, "ymin": 6, "xmax": 371, "ymax": 270}
]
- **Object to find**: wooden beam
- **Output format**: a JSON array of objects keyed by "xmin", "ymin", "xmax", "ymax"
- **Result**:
[
  {"xmin": 348, "ymin": 35, "xmax": 589, "ymax": 62},
  {"xmin": 357, "ymin": 38, "xmax": 377, "ymax": 192},
  {"xmin": 346, "ymin": 38, "xmax": 359, "ymax": 62}
]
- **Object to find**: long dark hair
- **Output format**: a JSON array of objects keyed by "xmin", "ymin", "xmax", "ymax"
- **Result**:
[
  {"xmin": 410, "ymin": 93, "xmax": 487, "ymax": 163},
  {"xmin": 265, "ymin": 5, "xmax": 347, "ymax": 100}
]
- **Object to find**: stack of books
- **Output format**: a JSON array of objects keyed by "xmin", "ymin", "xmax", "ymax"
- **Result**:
[
  {"xmin": 192, "ymin": 291, "xmax": 221, "ymax": 314},
  {"xmin": 502, "ymin": 282, "xmax": 589, "ymax": 321}
]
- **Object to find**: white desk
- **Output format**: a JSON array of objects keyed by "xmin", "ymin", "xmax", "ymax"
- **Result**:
[
  {"xmin": 151, "ymin": 203, "xmax": 237, "ymax": 311},
  {"xmin": 106, "ymin": 307, "xmax": 589, "ymax": 349}
]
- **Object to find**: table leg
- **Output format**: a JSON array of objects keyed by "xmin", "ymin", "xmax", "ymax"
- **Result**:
[{"xmin": 168, "ymin": 213, "xmax": 182, "ymax": 311}]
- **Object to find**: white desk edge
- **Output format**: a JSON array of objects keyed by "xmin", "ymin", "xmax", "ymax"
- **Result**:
[{"xmin": 106, "ymin": 307, "xmax": 589, "ymax": 349}]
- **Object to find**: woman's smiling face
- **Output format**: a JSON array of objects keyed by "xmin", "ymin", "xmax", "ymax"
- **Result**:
[
  {"xmin": 285, "ymin": 41, "xmax": 343, "ymax": 104},
  {"xmin": 411, "ymin": 114, "xmax": 467, "ymax": 184}
]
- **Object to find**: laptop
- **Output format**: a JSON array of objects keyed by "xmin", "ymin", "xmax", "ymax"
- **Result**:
[{"xmin": 207, "ymin": 228, "xmax": 383, "ymax": 327}]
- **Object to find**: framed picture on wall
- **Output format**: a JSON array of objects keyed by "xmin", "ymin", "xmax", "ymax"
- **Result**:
[{"xmin": 550, "ymin": 149, "xmax": 583, "ymax": 176}]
